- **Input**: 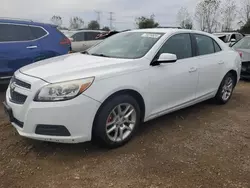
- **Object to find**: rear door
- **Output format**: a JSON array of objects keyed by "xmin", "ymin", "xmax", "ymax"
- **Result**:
[
  {"xmin": 0, "ymin": 23, "xmax": 42, "ymax": 78},
  {"xmin": 192, "ymin": 34, "xmax": 225, "ymax": 98}
]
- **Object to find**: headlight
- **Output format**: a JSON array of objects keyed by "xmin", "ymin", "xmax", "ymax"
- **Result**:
[{"xmin": 34, "ymin": 77, "xmax": 94, "ymax": 102}]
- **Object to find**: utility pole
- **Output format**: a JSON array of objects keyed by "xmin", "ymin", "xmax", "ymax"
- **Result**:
[
  {"xmin": 108, "ymin": 12, "xmax": 114, "ymax": 30},
  {"xmin": 95, "ymin": 10, "xmax": 101, "ymax": 28}
]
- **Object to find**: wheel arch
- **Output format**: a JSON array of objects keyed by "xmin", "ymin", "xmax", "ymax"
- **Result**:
[
  {"xmin": 227, "ymin": 69, "xmax": 238, "ymax": 87},
  {"xmin": 91, "ymin": 89, "xmax": 146, "ymax": 138}
]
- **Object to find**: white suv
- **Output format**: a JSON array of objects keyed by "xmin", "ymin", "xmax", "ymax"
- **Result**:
[{"xmin": 4, "ymin": 29, "xmax": 241, "ymax": 148}]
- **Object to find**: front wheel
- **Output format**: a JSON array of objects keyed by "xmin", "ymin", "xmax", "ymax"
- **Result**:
[
  {"xmin": 214, "ymin": 73, "xmax": 236, "ymax": 104},
  {"xmin": 92, "ymin": 94, "xmax": 141, "ymax": 148}
]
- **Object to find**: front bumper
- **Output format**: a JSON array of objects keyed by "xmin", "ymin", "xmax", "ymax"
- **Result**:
[{"xmin": 5, "ymin": 72, "xmax": 101, "ymax": 143}]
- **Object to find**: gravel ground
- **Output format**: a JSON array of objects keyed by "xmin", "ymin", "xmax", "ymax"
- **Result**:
[{"xmin": 0, "ymin": 82, "xmax": 250, "ymax": 188}]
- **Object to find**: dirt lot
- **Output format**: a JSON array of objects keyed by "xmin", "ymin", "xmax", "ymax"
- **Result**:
[{"xmin": 0, "ymin": 82, "xmax": 250, "ymax": 188}]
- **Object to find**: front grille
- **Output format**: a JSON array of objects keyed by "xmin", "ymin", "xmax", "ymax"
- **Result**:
[
  {"xmin": 10, "ymin": 91, "xmax": 27, "ymax": 104},
  {"xmin": 12, "ymin": 77, "xmax": 31, "ymax": 89}
]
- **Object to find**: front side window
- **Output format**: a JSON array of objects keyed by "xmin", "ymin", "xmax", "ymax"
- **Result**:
[
  {"xmin": 157, "ymin": 33, "xmax": 192, "ymax": 60},
  {"xmin": 194, "ymin": 34, "xmax": 215, "ymax": 56},
  {"xmin": 87, "ymin": 32, "xmax": 163, "ymax": 59},
  {"xmin": 0, "ymin": 24, "xmax": 34, "ymax": 42},
  {"xmin": 72, "ymin": 32, "xmax": 85, "ymax": 41}
]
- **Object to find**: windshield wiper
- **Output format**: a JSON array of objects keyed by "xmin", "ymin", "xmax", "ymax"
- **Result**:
[{"xmin": 91, "ymin": 53, "xmax": 110, "ymax": 57}]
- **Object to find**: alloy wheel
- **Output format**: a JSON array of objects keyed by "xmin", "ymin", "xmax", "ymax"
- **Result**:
[{"xmin": 106, "ymin": 103, "xmax": 137, "ymax": 142}]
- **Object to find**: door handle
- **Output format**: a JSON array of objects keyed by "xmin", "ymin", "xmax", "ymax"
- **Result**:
[
  {"xmin": 26, "ymin": 45, "xmax": 37, "ymax": 49},
  {"xmin": 189, "ymin": 67, "xmax": 197, "ymax": 73},
  {"xmin": 218, "ymin": 61, "xmax": 225, "ymax": 65}
]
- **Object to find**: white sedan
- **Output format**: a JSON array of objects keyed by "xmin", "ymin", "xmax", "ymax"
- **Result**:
[{"xmin": 4, "ymin": 29, "xmax": 241, "ymax": 148}]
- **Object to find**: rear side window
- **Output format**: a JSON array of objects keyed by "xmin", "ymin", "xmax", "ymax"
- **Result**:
[
  {"xmin": 158, "ymin": 33, "xmax": 192, "ymax": 59},
  {"xmin": 194, "ymin": 34, "xmax": 215, "ymax": 55},
  {"xmin": 30, "ymin": 26, "xmax": 47, "ymax": 39},
  {"xmin": 0, "ymin": 24, "xmax": 34, "ymax": 42},
  {"xmin": 85, "ymin": 32, "xmax": 101, "ymax": 41}
]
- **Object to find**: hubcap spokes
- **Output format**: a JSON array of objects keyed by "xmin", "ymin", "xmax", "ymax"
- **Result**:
[
  {"xmin": 106, "ymin": 103, "xmax": 136, "ymax": 142},
  {"xmin": 222, "ymin": 77, "xmax": 233, "ymax": 101}
]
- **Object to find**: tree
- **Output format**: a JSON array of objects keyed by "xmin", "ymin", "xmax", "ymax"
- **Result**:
[
  {"xmin": 195, "ymin": 0, "xmax": 221, "ymax": 33},
  {"xmin": 239, "ymin": 0, "xmax": 250, "ymax": 24},
  {"xmin": 88, "ymin": 20, "xmax": 100, "ymax": 30},
  {"xmin": 102, "ymin": 26, "xmax": 110, "ymax": 31},
  {"xmin": 51, "ymin": 15, "xmax": 62, "ymax": 27},
  {"xmin": 177, "ymin": 7, "xmax": 193, "ymax": 29},
  {"xmin": 221, "ymin": 0, "xmax": 237, "ymax": 31},
  {"xmin": 240, "ymin": 19, "xmax": 250, "ymax": 33},
  {"xmin": 69, "ymin": 17, "xmax": 84, "ymax": 30},
  {"xmin": 135, "ymin": 15, "xmax": 159, "ymax": 29}
]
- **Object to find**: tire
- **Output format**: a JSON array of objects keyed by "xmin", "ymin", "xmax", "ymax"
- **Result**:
[
  {"xmin": 92, "ymin": 94, "xmax": 141, "ymax": 148},
  {"xmin": 214, "ymin": 72, "xmax": 236, "ymax": 104}
]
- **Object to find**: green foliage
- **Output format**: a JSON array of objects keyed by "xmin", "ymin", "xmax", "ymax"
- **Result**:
[
  {"xmin": 240, "ymin": 19, "xmax": 250, "ymax": 34},
  {"xmin": 135, "ymin": 15, "xmax": 159, "ymax": 29},
  {"xmin": 102, "ymin": 26, "xmax": 110, "ymax": 31},
  {"xmin": 88, "ymin": 20, "xmax": 100, "ymax": 30}
]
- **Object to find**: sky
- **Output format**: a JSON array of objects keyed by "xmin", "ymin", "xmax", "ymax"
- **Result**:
[{"xmin": 0, "ymin": 0, "xmax": 240, "ymax": 30}]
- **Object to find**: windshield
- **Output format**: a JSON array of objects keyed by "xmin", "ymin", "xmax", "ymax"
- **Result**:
[
  {"xmin": 87, "ymin": 32, "xmax": 163, "ymax": 59},
  {"xmin": 233, "ymin": 37, "xmax": 250, "ymax": 49}
]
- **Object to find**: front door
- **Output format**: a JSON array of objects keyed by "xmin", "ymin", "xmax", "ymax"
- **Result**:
[{"xmin": 149, "ymin": 33, "xmax": 199, "ymax": 116}]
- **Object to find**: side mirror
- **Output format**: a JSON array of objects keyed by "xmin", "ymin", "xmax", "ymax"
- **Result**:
[
  {"xmin": 69, "ymin": 37, "xmax": 74, "ymax": 42},
  {"xmin": 152, "ymin": 53, "xmax": 177, "ymax": 66}
]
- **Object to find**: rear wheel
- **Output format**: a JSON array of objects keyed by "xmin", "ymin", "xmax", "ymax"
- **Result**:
[
  {"xmin": 92, "ymin": 94, "xmax": 141, "ymax": 148},
  {"xmin": 214, "ymin": 73, "xmax": 236, "ymax": 104}
]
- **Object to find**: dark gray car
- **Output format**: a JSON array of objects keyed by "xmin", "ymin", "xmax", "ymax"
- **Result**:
[{"xmin": 232, "ymin": 36, "xmax": 250, "ymax": 79}]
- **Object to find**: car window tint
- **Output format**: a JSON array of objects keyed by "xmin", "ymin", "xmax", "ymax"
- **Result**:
[
  {"xmin": 72, "ymin": 32, "xmax": 85, "ymax": 41},
  {"xmin": 30, "ymin": 26, "xmax": 47, "ymax": 39},
  {"xmin": 0, "ymin": 24, "xmax": 34, "ymax": 42},
  {"xmin": 213, "ymin": 41, "xmax": 221, "ymax": 52},
  {"xmin": 194, "ymin": 34, "xmax": 215, "ymax": 55},
  {"xmin": 85, "ymin": 32, "xmax": 100, "ymax": 41},
  {"xmin": 158, "ymin": 33, "xmax": 192, "ymax": 59}
]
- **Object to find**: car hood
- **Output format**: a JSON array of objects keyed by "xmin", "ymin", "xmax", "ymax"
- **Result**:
[
  {"xmin": 20, "ymin": 53, "xmax": 141, "ymax": 83},
  {"xmin": 233, "ymin": 48, "xmax": 250, "ymax": 62}
]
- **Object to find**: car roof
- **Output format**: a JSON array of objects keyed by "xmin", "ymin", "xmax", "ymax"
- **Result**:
[
  {"xmin": 0, "ymin": 18, "xmax": 56, "ymax": 27},
  {"xmin": 213, "ymin": 32, "xmax": 239, "ymax": 35},
  {"xmin": 128, "ymin": 28, "xmax": 215, "ymax": 36}
]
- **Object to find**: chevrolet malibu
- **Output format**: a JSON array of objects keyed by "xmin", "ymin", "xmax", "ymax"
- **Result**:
[{"xmin": 4, "ymin": 29, "xmax": 241, "ymax": 148}]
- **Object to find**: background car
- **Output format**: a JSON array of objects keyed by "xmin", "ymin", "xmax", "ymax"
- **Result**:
[
  {"xmin": 232, "ymin": 36, "xmax": 250, "ymax": 79},
  {"xmin": 63, "ymin": 30, "xmax": 103, "ymax": 52},
  {"xmin": 213, "ymin": 32, "xmax": 244, "ymax": 46},
  {"xmin": 0, "ymin": 18, "xmax": 71, "ymax": 83}
]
